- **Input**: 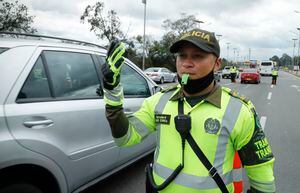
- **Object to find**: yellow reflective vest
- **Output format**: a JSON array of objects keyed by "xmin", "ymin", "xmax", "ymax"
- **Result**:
[{"xmin": 107, "ymin": 85, "xmax": 275, "ymax": 193}]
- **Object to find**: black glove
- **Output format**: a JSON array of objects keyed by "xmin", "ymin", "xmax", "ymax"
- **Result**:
[{"xmin": 101, "ymin": 41, "xmax": 126, "ymax": 90}]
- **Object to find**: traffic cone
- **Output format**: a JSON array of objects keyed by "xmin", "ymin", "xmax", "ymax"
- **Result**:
[{"xmin": 233, "ymin": 152, "xmax": 243, "ymax": 193}]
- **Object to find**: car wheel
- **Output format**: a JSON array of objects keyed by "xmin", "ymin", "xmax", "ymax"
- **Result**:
[
  {"xmin": 0, "ymin": 183, "xmax": 43, "ymax": 193},
  {"xmin": 160, "ymin": 77, "xmax": 164, "ymax": 84}
]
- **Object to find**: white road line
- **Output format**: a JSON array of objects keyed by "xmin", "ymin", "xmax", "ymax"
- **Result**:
[
  {"xmin": 267, "ymin": 92, "xmax": 272, "ymax": 100},
  {"xmin": 260, "ymin": 116, "xmax": 267, "ymax": 131},
  {"xmin": 271, "ymin": 85, "xmax": 274, "ymax": 88}
]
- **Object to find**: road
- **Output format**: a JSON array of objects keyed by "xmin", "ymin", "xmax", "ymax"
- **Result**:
[{"xmin": 82, "ymin": 71, "xmax": 300, "ymax": 193}]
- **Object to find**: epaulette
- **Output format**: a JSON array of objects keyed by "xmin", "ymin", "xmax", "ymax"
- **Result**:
[
  {"xmin": 222, "ymin": 87, "xmax": 250, "ymax": 105},
  {"xmin": 161, "ymin": 84, "xmax": 180, "ymax": 93}
]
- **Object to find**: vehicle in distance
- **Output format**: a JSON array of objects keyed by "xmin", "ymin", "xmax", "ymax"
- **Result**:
[
  {"xmin": 144, "ymin": 67, "xmax": 177, "ymax": 84},
  {"xmin": 259, "ymin": 60, "xmax": 275, "ymax": 76},
  {"xmin": 0, "ymin": 32, "xmax": 158, "ymax": 193},
  {"xmin": 240, "ymin": 68, "xmax": 261, "ymax": 84},
  {"xmin": 221, "ymin": 66, "xmax": 239, "ymax": 79}
]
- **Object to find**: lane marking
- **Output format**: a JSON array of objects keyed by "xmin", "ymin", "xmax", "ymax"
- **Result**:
[
  {"xmin": 267, "ymin": 92, "xmax": 272, "ymax": 100},
  {"xmin": 271, "ymin": 85, "xmax": 274, "ymax": 88},
  {"xmin": 260, "ymin": 116, "xmax": 267, "ymax": 131}
]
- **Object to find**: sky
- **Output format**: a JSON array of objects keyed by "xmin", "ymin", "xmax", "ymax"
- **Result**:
[{"xmin": 20, "ymin": 0, "xmax": 300, "ymax": 61}]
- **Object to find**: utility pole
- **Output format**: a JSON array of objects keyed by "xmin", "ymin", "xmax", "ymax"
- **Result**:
[{"xmin": 142, "ymin": 0, "xmax": 147, "ymax": 70}]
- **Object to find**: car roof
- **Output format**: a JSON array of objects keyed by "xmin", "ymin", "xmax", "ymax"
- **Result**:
[{"xmin": 0, "ymin": 32, "xmax": 106, "ymax": 53}]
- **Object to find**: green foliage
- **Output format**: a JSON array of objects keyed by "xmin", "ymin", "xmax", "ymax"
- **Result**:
[
  {"xmin": 0, "ymin": 0, "xmax": 37, "ymax": 33},
  {"xmin": 80, "ymin": 2, "xmax": 124, "ymax": 42}
]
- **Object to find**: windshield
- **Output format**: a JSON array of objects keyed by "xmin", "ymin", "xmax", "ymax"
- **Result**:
[
  {"xmin": 0, "ymin": 48, "xmax": 8, "ymax": 54},
  {"xmin": 261, "ymin": 62, "xmax": 272, "ymax": 66}
]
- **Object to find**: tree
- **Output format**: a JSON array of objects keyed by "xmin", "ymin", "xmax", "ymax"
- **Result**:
[
  {"xmin": 269, "ymin": 55, "xmax": 281, "ymax": 66},
  {"xmin": 80, "ymin": 2, "xmax": 124, "ymax": 42},
  {"xmin": 280, "ymin": 53, "xmax": 292, "ymax": 66},
  {"xmin": 162, "ymin": 13, "xmax": 199, "ymax": 37},
  {"xmin": 0, "ymin": 0, "xmax": 37, "ymax": 33}
]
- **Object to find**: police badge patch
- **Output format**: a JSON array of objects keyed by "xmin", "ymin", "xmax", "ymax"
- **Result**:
[{"xmin": 204, "ymin": 118, "xmax": 221, "ymax": 134}]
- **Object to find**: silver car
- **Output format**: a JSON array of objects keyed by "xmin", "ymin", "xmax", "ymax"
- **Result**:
[
  {"xmin": 0, "ymin": 32, "xmax": 158, "ymax": 193},
  {"xmin": 144, "ymin": 67, "xmax": 177, "ymax": 84}
]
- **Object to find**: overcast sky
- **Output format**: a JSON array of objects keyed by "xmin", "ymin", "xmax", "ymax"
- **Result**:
[{"xmin": 21, "ymin": 0, "xmax": 300, "ymax": 61}]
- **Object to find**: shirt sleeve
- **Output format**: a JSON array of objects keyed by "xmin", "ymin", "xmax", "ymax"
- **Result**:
[{"xmin": 234, "ymin": 104, "xmax": 276, "ymax": 192}]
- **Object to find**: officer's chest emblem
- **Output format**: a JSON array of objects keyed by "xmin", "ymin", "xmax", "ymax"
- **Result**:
[{"xmin": 204, "ymin": 118, "xmax": 221, "ymax": 134}]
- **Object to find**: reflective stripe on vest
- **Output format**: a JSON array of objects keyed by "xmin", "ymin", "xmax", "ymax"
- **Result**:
[
  {"xmin": 128, "ymin": 115, "xmax": 151, "ymax": 140},
  {"xmin": 213, "ymin": 96, "xmax": 243, "ymax": 174},
  {"xmin": 154, "ymin": 90, "xmax": 177, "ymax": 162},
  {"xmin": 153, "ymin": 162, "xmax": 233, "ymax": 190}
]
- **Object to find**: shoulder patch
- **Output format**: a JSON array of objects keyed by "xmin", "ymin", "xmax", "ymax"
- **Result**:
[
  {"xmin": 222, "ymin": 87, "xmax": 250, "ymax": 104},
  {"xmin": 161, "ymin": 84, "xmax": 179, "ymax": 93}
]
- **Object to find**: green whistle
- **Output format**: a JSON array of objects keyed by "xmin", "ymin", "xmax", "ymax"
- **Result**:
[{"xmin": 181, "ymin": 74, "xmax": 189, "ymax": 85}]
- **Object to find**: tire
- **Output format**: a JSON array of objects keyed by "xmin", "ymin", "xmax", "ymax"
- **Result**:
[
  {"xmin": 160, "ymin": 77, "xmax": 164, "ymax": 84},
  {"xmin": 0, "ymin": 183, "xmax": 43, "ymax": 193}
]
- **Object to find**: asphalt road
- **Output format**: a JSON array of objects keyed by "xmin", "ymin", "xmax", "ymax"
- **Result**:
[{"xmin": 82, "ymin": 71, "xmax": 300, "ymax": 193}]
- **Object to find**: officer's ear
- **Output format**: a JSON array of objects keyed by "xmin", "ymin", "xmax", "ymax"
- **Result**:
[{"xmin": 214, "ymin": 57, "xmax": 221, "ymax": 72}]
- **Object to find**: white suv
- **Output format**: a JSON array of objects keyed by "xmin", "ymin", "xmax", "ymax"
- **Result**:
[{"xmin": 0, "ymin": 32, "xmax": 158, "ymax": 193}]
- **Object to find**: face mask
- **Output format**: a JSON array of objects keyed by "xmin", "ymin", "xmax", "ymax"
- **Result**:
[{"xmin": 178, "ymin": 70, "xmax": 215, "ymax": 94}]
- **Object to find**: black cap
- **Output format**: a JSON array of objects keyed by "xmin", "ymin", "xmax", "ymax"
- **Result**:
[{"xmin": 170, "ymin": 28, "xmax": 220, "ymax": 57}]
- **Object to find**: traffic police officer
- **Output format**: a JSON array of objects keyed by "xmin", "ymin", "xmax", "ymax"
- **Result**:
[
  {"xmin": 100, "ymin": 28, "xmax": 275, "ymax": 193},
  {"xmin": 271, "ymin": 68, "xmax": 278, "ymax": 85},
  {"xmin": 230, "ymin": 66, "xmax": 236, "ymax": 83}
]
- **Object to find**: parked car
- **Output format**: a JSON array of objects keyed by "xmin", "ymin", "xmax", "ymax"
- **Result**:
[
  {"xmin": 144, "ymin": 67, "xmax": 177, "ymax": 84},
  {"xmin": 0, "ymin": 32, "xmax": 159, "ymax": 193},
  {"xmin": 240, "ymin": 68, "xmax": 261, "ymax": 84},
  {"xmin": 214, "ymin": 71, "xmax": 221, "ymax": 82}
]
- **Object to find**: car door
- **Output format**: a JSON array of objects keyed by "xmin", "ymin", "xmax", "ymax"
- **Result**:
[
  {"xmin": 4, "ymin": 47, "xmax": 120, "ymax": 191},
  {"xmin": 96, "ymin": 56, "xmax": 156, "ymax": 164}
]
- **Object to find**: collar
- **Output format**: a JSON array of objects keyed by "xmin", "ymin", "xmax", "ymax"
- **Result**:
[{"xmin": 169, "ymin": 83, "xmax": 222, "ymax": 108}]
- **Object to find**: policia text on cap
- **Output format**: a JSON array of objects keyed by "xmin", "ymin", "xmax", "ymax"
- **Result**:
[{"xmin": 99, "ymin": 29, "xmax": 275, "ymax": 193}]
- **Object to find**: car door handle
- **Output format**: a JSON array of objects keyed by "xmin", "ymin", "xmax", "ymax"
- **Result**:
[{"xmin": 23, "ymin": 119, "xmax": 54, "ymax": 128}]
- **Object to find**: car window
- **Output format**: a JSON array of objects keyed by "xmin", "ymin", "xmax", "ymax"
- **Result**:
[
  {"xmin": 121, "ymin": 64, "xmax": 151, "ymax": 97},
  {"xmin": 44, "ymin": 51, "xmax": 100, "ymax": 98},
  {"xmin": 97, "ymin": 56, "xmax": 151, "ymax": 97},
  {"xmin": 18, "ymin": 56, "xmax": 51, "ymax": 100},
  {"xmin": 0, "ymin": 47, "xmax": 8, "ymax": 54}
]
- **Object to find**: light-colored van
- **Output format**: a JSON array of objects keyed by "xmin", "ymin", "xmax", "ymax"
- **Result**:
[{"xmin": 259, "ymin": 61, "xmax": 275, "ymax": 76}]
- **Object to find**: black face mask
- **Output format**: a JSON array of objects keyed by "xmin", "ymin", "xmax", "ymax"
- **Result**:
[{"xmin": 178, "ymin": 70, "xmax": 215, "ymax": 94}]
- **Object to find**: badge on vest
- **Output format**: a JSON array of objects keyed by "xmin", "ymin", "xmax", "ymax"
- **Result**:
[
  {"xmin": 155, "ymin": 114, "xmax": 171, "ymax": 124},
  {"xmin": 204, "ymin": 118, "xmax": 221, "ymax": 134}
]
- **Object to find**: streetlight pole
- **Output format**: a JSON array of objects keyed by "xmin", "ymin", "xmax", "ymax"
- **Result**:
[
  {"xmin": 193, "ymin": 19, "xmax": 204, "ymax": 28},
  {"xmin": 292, "ymin": 38, "xmax": 297, "ymax": 66},
  {"xmin": 248, "ymin": 48, "xmax": 251, "ymax": 61},
  {"xmin": 216, "ymin": 34, "xmax": 222, "ymax": 42},
  {"xmin": 142, "ymin": 0, "xmax": 147, "ymax": 70},
  {"xmin": 226, "ymin": 42, "xmax": 230, "ymax": 64},
  {"xmin": 297, "ymin": 28, "xmax": 300, "ymax": 68},
  {"xmin": 233, "ymin": 48, "xmax": 237, "ymax": 64}
]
